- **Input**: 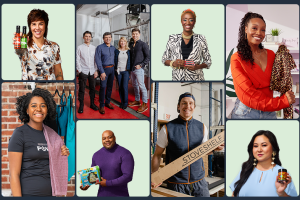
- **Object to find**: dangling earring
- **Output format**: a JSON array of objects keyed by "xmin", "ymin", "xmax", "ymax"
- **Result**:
[
  {"xmin": 253, "ymin": 158, "xmax": 257, "ymax": 166},
  {"xmin": 271, "ymin": 151, "xmax": 276, "ymax": 165},
  {"xmin": 245, "ymin": 33, "xmax": 247, "ymax": 40}
]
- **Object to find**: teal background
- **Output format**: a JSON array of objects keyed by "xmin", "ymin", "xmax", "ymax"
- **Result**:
[
  {"xmin": 226, "ymin": 120, "xmax": 299, "ymax": 196},
  {"xmin": 151, "ymin": 4, "xmax": 225, "ymax": 81},
  {"xmin": 1, "ymin": 4, "xmax": 75, "ymax": 80},
  {"xmin": 76, "ymin": 120, "xmax": 150, "ymax": 197}
]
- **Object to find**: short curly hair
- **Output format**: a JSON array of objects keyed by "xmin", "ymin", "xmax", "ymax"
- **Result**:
[
  {"xmin": 181, "ymin": 9, "xmax": 196, "ymax": 22},
  {"xmin": 237, "ymin": 12, "xmax": 265, "ymax": 65},
  {"xmin": 16, "ymin": 88, "xmax": 57, "ymax": 123}
]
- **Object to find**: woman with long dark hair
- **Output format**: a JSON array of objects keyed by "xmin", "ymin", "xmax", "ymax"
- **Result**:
[
  {"xmin": 230, "ymin": 12, "xmax": 295, "ymax": 119},
  {"xmin": 162, "ymin": 9, "xmax": 212, "ymax": 81},
  {"xmin": 13, "ymin": 9, "xmax": 64, "ymax": 80},
  {"xmin": 8, "ymin": 88, "xmax": 69, "ymax": 196},
  {"xmin": 230, "ymin": 130, "xmax": 297, "ymax": 197}
]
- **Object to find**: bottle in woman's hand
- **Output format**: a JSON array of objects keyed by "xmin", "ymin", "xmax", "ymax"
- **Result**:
[{"xmin": 14, "ymin": 26, "xmax": 21, "ymax": 49}]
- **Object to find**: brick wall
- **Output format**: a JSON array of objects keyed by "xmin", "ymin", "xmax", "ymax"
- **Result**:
[{"xmin": 1, "ymin": 82, "xmax": 75, "ymax": 196}]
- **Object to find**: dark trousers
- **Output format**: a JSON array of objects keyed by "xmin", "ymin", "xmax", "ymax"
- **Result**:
[
  {"xmin": 116, "ymin": 71, "xmax": 130, "ymax": 107},
  {"xmin": 78, "ymin": 72, "xmax": 96, "ymax": 103},
  {"xmin": 99, "ymin": 67, "xmax": 114, "ymax": 107}
]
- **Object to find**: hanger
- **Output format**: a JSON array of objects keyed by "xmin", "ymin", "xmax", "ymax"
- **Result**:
[
  {"xmin": 59, "ymin": 83, "xmax": 67, "ymax": 107},
  {"xmin": 53, "ymin": 83, "xmax": 60, "ymax": 98}
]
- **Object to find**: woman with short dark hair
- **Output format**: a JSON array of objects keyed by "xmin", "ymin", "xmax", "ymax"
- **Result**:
[{"xmin": 13, "ymin": 9, "xmax": 64, "ymax": 80}]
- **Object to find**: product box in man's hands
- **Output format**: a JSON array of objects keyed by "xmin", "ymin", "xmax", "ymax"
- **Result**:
[{"xmin": 78, "ymin": 166, "xmax": 101, "ymax": 187}]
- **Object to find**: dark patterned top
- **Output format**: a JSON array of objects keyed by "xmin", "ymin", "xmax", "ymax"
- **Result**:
[
  {"xmin": 162, "ymin": 33, "xmax": 212, "ymax": 81},
  {"xmin": 17, "ymin": 38, "xmax": 61, "ymax": 80}
]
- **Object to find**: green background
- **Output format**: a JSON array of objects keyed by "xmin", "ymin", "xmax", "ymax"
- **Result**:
[
  {"xmin": 76, "ymin": 120, "xmax": 150, "ymax": 197},
  {"xmin": 151, "ymin": 4, "xmax": 224, "ymax": 81},
  {"xmin": 226, "ymin": 120, "xmax": 299, "ymax": 196},
  {"xmin": 1, "ymin": 4, "xmax": 75, "ymax": 80}
]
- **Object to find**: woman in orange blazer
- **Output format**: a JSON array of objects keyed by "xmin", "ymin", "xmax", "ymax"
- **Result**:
[{"xmin": 230, "ymin": 12, "xmax": 295, "ymax": 119}]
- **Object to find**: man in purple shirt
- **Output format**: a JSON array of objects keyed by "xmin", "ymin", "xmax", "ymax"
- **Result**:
[
  {"xmin": 95, "ymin": 32, "xmax": 116, "ymax": 114},
  {"xmin": 80, "ymin": 130, "xmax": 134, "ymax": 196}
]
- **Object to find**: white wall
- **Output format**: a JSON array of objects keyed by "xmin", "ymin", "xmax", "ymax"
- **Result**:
[
  {"xmin": 76, "ymin": 14, "xmax": 111, "ymax": 48},
  {"xmin": 77, "ymin": 4, "xmax": 150, "ymax": 48}
]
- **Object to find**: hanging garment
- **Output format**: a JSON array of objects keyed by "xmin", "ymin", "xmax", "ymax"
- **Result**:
[
  {"xmin": 270, "ymin": 45, "xmax": 297, "ymax": 119},
  {"xmin": 56, "ymin": 105, "xmax": 61, "ymax": 135},
  {"xmin": 66, "ymin": 94, "xmax": 75, "ymax": 181},
  {"xmin": 42, "ymin": 124, "xmax": 68, "ymax": 196},
  {"xmin": 57, "ymin": 94, "xmax": 68, "ymax": 137}
]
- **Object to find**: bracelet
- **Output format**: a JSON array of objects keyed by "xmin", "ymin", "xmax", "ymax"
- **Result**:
[{"xmin": 169, "ymin": 60, "xmax": 175, "ymax": 68}]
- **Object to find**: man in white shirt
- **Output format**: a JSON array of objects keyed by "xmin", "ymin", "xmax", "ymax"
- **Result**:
[
  {"xmin": 151, "ymin": 92, "xmax": 224, "ymax": 197},
  {"xmin": 76, "ymin": 31, "xmax": 98, "ymax": 113}
]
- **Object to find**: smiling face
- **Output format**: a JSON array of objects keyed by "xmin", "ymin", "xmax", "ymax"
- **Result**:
[
  {"xmin": 177, "ymin": 97, "xmax": 195, "ymax": 119},
  {"xmin": 83, "ymin": 33, "xmax": 92, "ymax": 44},
  {"xmin": 253, "ymin": 135, "xmax": 273, "ymax": 163},
  {"xmin": 102, "ymin": 130, "xmax": 116, "ymax": 149},
  {"xmin": 119, "ymin": 39, "xmax": 126, "ymax": 48},
  {"xmin": 181, "ymin": 12, "xmax": 195, "ymax": 33},
  {"xmin": 245, "ymin": 18, "xmax": 266, "ymax": 46},
  {"xmin": 132, "ymin": 31, "xmax": 140, "ymax": 42},
  {"xmin": 27, "ymin": 96, "xmax": 48, "ymax": 124},
  {"xmin": 103, "ymin": 35, "xmax": 112, "ymax": 45},
  {"xmin": 30, "ymin": 20, "xmax": 46, "ymax": 40}
]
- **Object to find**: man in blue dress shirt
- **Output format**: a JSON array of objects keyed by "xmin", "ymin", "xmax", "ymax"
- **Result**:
[{"xmin": 95, "ymin": 32, "xmax": 116, "ymax": 114}]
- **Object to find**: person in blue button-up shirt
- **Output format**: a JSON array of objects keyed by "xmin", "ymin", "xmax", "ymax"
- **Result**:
[{"xmin": 95, "ymin": 32, "xmax": 116, "ymax": 114}]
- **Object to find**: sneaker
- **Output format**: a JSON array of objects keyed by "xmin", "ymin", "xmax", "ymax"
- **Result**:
[
  {"xmin": 128, "ymin": 100, "xmax": 141, "ymax": 107},
  {"xmin": 137, "ymin": 102, "xmax": 148, "ymax": 113}
]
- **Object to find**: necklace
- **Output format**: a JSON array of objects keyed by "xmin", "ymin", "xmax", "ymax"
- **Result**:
[
  {"xmin": 182, "ymin": 32, "xmax": 193, "ymax": 40},
  {"xmin": 253, "ymin": 49, "xmax": 264, "ymax": 66}
]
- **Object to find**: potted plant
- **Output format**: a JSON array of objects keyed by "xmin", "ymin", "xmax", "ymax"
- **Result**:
[{"xmin": 270, "ymin": 28, "xmax": 283, "ymax": 42}]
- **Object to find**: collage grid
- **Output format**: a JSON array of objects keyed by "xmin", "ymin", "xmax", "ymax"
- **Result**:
[{"xmin": 0, "ymin": 2, "xmax": 299, "ymax": 199}]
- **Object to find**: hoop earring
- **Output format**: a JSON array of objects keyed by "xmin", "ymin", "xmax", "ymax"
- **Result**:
[{"xmin": 253, "ymin": 158, "xmax": 257, "ymax": 166}]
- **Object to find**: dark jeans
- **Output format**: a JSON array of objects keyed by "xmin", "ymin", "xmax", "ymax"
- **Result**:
[
  {"xmin": 99, "ymin": 67, "xmax": 114, "ymax": 107},
  {"xmin": 78, "ymin": 72, "xmax": 96, "ymax": 102},
  {"xmin": 115, "ymin": 71, "xmax": 130, "ymax": 107},
  {"xmin": 167, "ymin": 179, "xmax": 210, "ymax": 197}
]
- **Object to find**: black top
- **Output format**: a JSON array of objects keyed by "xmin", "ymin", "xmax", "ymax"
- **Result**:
[
  {"xmin": 8, "ymin": 124, "xmax": 52, "ymax": 196},
  {"xmin": 129, "ymin": 40, "xmax": 150, "ymax": 71},
  {"xmin": 181, "ymin": 36, "xmax": 194, "ymax": 60}
]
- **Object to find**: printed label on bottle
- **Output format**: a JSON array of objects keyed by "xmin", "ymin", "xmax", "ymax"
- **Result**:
[
  {"xmin": 14, "ymin": 37, "xmax": 21, "ymax": 49},
  {"xmin": 278, "ymin": 172, "xmax": 287, "ymax": 181},
  {"xmin": 21, "ymin": 38, "xmax": 27, "ymax": 48}
]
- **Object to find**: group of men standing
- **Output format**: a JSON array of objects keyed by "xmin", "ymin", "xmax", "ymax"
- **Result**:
[{"xmin": 76, "ymin": 28, "xmax": 150, "ymax": 114}]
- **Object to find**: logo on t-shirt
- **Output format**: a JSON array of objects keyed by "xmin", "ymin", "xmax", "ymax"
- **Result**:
[{"xmin": 37, "ymin": 143, "xmax": 48, "ymax": 151}]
